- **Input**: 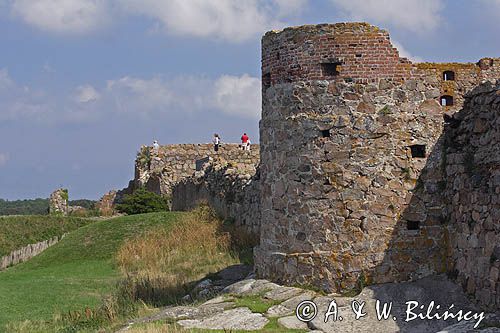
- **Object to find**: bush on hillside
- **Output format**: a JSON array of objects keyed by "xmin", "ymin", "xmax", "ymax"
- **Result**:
[{"xmin": 116, "ymin": 188, "xmax": 169, "ymax": 215}]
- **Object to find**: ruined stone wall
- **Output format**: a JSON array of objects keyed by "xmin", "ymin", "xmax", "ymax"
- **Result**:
[
  {"xmin": 49, "ymin": 188, "xmax": 68, "ymax": 215},
  {"xmin": 444, "ymin": 82, "xmax": 500, "ymax": 310},
  {"xmin": 128, "ymin": 144, "xmax": 259, "ymax": 197},
  {"xmin": 411, "ymin": 59, "xmax": 500, "ymax": 115},
  {"xmin": 172, "ymin": 163, "xmax": 260, "ymax": 235},
  {"xmin": 123, "ymin": 143, "xmax": 260, "ymax": 234},
  {"xmin": 262, "ymin": 23, "xmax": 411, "ymax": 86},
  {"xmin": 96, "ymin": 190, "xmax": 118, "ymax": 216},
  {"xmin": 0, "ymin": 235, "xmax": 64, "ymax": 270},
  {"xmin": 255, "ymin": 22, "xmax": 500, "ymax": 293}
]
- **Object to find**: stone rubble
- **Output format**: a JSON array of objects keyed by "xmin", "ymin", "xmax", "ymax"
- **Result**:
[{"xmin": 118, "ymin": 266, "xmax": 500, "ymax": 333}]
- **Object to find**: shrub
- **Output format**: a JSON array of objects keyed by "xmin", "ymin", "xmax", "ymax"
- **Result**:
[
  {"xmin": 136, "ymin": 147, "xmax": 151, "ymax": 169},
  {"xmin": 116, "ymin": 188, "xmax": 169, "ymax": 215}
]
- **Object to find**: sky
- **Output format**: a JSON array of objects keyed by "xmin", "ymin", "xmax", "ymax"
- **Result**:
[{"xmin": 0, "ymin": 0, "xmax": 499, "ymax": 200}]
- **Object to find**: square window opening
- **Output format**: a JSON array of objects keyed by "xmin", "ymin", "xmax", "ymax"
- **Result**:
[
  {"xmin": 441, "ymin": 95, "xmax": 454, "ymax": 106},
  {"xmin": 443, "ymin": 71, "xmax": 455, "ymax": 81},
  {"xmin": 321, "ymin": 62, "xmax": 341, "ymax": 76},
  {"xmin": 407, "ymin": 220, "xmax": 420, "ymax": 230},
  {"xmin": 410, "ymin": 144, "xmax": 426, "ymax": 158},
  {"xmin": 321, "ymin": 129, "xmax": 331, "ymax": 138}
]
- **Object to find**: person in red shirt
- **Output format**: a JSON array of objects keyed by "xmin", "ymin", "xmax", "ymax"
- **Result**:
[{"xmin": 241, "ymin": 133, "xmax": 250, "ymax": 151}]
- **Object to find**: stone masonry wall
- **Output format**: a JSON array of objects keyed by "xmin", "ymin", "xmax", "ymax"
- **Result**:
[
  {"xmin": 49, "ymin": 188, "xmax": 68, "ymax": 215},
  {"xmin": 127, "ymin": 144, "xmax": 259, "ymax": 198},
  {"xmin": 172, "ymin": 162, "xmax": 260, "ymax": 235},
  {"xmin": 256, "ymin": 22, "xmax": 500, "ymax": 294},
  {"xmin": 96, "ymin": 190, "xmax": 118, "ymax": 216},
  {"xmin": 124, "ymin": 143, "xmax": 260, "ymax": 234},
  {"xmin": 444, "ymin": 82, "xmax": 500, "ymax": 310}
]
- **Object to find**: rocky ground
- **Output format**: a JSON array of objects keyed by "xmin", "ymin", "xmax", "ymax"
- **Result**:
[{"xmin": 118, "ymin": 265, "xmax": 500, "ymax": 332}]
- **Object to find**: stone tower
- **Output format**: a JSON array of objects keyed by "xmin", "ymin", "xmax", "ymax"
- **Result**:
[{"xmin": 254, "ymin": 23, "xmax": 500, "ymax": 293}]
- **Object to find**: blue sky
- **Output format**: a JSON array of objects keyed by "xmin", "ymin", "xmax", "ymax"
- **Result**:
[{"xmin": 0, "ymin": 0, "xmax": 499, "ymax": 200}]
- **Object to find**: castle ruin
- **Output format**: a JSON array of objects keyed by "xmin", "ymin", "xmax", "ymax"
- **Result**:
[{"xmin": 122, "ymin": 23, "xmax": 500, "ymax": 310}]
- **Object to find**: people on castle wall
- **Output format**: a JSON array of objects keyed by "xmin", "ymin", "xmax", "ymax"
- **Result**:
[
  {"xmin": 152, "ymin": 140, "xmax": 159, "ymax": 152},
  {"xmin": 213, "ymin": 133, "xmax": 221, "ymax": 152},
  {"xmin": 241, "ymin": 133, "xmax": 250, "ymax": 151}
]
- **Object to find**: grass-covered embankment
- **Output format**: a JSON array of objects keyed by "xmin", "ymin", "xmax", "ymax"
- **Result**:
[
  {"xmin": 0, "ymin": 212, "xmax": 184, "ymax": 330},
  {"xmin": 117, "ymin": 206, "xmax": 243, "ymax": 305},
  {"xmin": 0, "ymin": 215, "xmax": 91, "ymax": 257}
]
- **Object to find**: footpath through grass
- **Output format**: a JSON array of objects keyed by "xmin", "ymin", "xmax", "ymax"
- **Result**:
[
  {"xmin": 0, "ymin": 215, "xmax": 91, "ymax": 257},
  {"xmin": 0, "ymin": 212, "xmax": 183, "ymax": 330}
]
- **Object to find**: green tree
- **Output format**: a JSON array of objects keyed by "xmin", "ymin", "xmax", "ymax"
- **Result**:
[{"xmin": 116, "ymin": 188, "xmax": 169, "ymax": 215}]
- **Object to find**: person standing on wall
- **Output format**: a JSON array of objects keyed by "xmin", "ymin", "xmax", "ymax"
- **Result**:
[
  {"xmin": 241, "ymin": 133, "xmax": 249, "ymax": 151},
  {"xmin": 213, "ymin": 133, "xmax": 221, "ymax": 152},
  {"xmin": 152, "ymin": 140, "xmax": 160, "ymax": 153}
]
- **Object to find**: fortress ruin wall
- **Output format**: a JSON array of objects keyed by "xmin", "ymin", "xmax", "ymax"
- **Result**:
[{"xmin": 255, "ymin": 23, "xmax": 500, "ymax": 298}]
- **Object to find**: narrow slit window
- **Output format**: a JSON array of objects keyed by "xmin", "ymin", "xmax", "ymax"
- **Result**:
[
  {"xmin": 262, "ymin": 73, "xmax": 271, "ymax": 91},
  {"xmin": 440, "ymin": 95, "xmax": 454, "ymax": 106},
  {"xmin": 410, "ymin": 144, "xmax": 426, "ymax": 158},
  {"xmin": 321, "ymin": 62, "xmax": 341, "ymax": 77},
  {"xmin": 407, "ymin": 220, "xmax": 420, "ymax": 230},
  {"xmin": 443, "ymin": 71, "xmax": 455, "ymax": 81},
  {"xmin": 321, "ymin": 129, "xmax": 331, "ymax": 138}
]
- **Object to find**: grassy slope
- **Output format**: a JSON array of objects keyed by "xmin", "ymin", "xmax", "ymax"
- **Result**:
[
  {"xmin": 0, "ymin": 215, "xmax": 91, "ymax": 257},
  {"xmin": 0, "ymin": 212, "xmax": 184, "ymax": 329}
]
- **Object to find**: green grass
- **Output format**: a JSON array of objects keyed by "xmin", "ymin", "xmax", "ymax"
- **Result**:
[
  {"xmin": 0, "ymin": 215, "xmax": 91, "ymax": 257},
  {"xmin": 0, "ymin": 212, "xmax": 184, "ymax": 330},
  {"xmin": 233, "ymin": 295, "xmax": 281, "ymax": 313}
]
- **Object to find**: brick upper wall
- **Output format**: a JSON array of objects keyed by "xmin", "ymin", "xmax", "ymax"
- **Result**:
[{"xmin": 262, "ymin": 23, "xmax": 412, "ymax": 85}]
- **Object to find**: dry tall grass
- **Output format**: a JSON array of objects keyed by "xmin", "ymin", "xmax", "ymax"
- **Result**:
[{"xmin": 116, "ymin": 206, "xmax": 240, "ymax": 305}]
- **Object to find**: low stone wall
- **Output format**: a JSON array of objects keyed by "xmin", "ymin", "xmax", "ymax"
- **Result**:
[
  {"xmin": 444, "ymin": 82, "xmax": 500, "ymax": 310},
  {"xmin": 126, "ymin": 143, "xmax": 259, "ymax": 197},
  {"xmin": 0, "ymin": 235, "xmax": 64, "ymax": 270},
  {"xmin": 172, "ymin": 161, "xmax": 261, "ymax": 236}
]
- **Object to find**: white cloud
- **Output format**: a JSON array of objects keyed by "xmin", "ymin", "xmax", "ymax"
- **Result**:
[
  {"xmin": 0, "ymin": 68, "xmax": 55, "ymax": 121},
  {"xmin": 214, "ymin": 74, "xmax": 261, "ymax": 119},
  {"xmin": 272, "ymin": 0, "xmax": 308, "ymax": 17},
  {"xmin": 11, "ymin": 0, "xmax": 110, "ymax": 34},
  {"xmin": 106, "ymin": 76, "xmax": 174, "ymax": 112},
  {"xmin": 392, "ymin": 40, "xmax": 424, "ymax": 63},
  {"xmin": 0, "ymin": 69, "xmax": 261, "ymax": 124},
  {"xmin": 0, "ymin": 153, "xmax": 9, "ymax": 167},
  {"xmin": 0, "ymin": 68, "xmax": 14, "ymax": 90},
  {"xmin": 106, "ymin": 73, "xmax": 260, "ymax": 118},
  {"xmin": 74, "ymin": 84, "xmax": 100, "ymax": 103},
  {"xmin": 118, "ymin": 0, "xmax": 286, "ymax": 42},
  {"xmin": 6, "ymin": 0, "xmax": 306, "ymax": 41},
  {"xmin": 330, "ymin": 0, "xmax": 444, "ymax": 33}
]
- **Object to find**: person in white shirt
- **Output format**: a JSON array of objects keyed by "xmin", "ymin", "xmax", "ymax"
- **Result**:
[
  {"xmin": 213, "ymin": 134, "xmax": 221, "ymax": 152},
  {"xmin": 152, "ymin": 140, "xmax": 159, "ymax": 152}
]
